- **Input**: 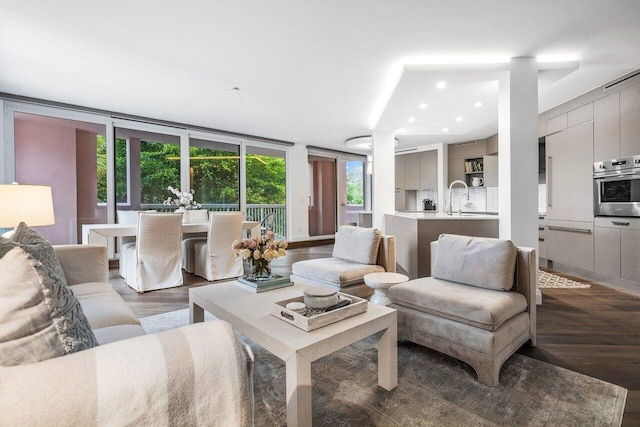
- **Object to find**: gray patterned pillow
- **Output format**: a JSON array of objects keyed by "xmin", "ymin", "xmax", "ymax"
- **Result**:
[{"xmin": 0, "ymin": 224, "xmax": 98, "ymax": 366}]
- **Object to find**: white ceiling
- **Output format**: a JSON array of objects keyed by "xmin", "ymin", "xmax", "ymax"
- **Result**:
[{"xmin": 1, "ymin": 1, "xmax": 639, "ymax": 152}]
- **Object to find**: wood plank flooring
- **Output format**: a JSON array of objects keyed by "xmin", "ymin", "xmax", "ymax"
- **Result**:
[{"xmin": 110, "ymin": 246, "xmax": 639, "ymax": 425}]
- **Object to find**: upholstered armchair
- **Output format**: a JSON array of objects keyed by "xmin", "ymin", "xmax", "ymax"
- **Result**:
[
  {"xmin": 291, "ymin": 225, "xmax": 396, "ymax": 298},
  {"xmin": 388, "ymin": 234, "xmax": 536, "ymax": 386}
]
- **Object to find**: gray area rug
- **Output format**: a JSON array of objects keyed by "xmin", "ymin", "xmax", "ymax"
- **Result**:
[{"xmin": 141, "ymin": 310, "xmax": 626, "ymax": 426}]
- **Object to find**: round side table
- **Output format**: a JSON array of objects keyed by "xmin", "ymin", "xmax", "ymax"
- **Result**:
[{"xmin": 364, "ymin": 272, "xmax": 409, "ymax": 305}]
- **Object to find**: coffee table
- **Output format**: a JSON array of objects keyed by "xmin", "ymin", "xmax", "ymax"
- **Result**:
[{"xmin": 189, "ymin": 281, "xmax": 397, "ymax": 427}]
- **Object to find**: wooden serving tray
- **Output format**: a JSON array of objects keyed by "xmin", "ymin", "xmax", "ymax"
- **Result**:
[{"xmin": 271, "ymin": 293, "xmax": 368, "ymax": 331}]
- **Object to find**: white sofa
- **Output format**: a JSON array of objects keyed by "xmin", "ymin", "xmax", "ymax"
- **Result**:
[{"xmin": 0, "ymin": 244, "xmax": 254, "ymax": 426}]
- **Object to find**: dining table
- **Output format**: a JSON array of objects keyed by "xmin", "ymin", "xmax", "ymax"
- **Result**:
[{"xmin": 81, "ymin": 221, "xmax": 261, "ymax": 246}]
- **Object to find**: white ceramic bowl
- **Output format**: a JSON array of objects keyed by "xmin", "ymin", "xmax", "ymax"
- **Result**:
[{"xmin": 303, "ymin": 286, "xmax": 339, "ymax": 309}]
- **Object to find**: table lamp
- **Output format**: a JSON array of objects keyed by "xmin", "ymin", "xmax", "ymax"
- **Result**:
[{"xmin": 0, "ymin": 183, "xmax": 55, "ymax": 228}]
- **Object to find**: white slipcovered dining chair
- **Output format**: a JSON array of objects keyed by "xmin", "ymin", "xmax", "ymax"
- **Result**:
[
  {"xmin": 192, "ymin": 212, "xmax": 244, "ymax": 281},
  {"xmin": 124, "ymin": 212, "xmax": 184, "ymax": 292},
  {"xmin": 118, "ymin": 209, "xmax": 157, "ymax": 280},
  {"xmin": 180, "ymin": 209, "xmax": 210, "ymax": 273}
]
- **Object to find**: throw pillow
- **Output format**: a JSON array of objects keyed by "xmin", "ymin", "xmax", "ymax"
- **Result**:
[
  {"xmin": 0, "ymin": 225, "xmax": 98, "ymax": 366},
  {"xmin": 432, "ymin": 234, "xmax": 517, "ymax": 291},
  {"xmin": 332, "ymin": 226, "xmax": 381, "ymax": 265}
]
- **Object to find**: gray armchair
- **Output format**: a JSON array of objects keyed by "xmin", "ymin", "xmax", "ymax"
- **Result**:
[{"xmin": 389, "ymin": 234, "xmax": 536, "ymax": 386}]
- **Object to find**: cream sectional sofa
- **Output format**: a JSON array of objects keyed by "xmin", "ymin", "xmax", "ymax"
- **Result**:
[{"xmin": 0, "ymin": 244, "xmax": 254, "ymax": 426}]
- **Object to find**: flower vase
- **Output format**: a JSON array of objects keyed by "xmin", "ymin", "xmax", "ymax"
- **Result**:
[
  {"xmin": 176, "ymin": 207, "xmax": 189, "ymax": 223},
  {"xmin": 250, "ymin": 258, "xmax": 272, "ymax": 281}
]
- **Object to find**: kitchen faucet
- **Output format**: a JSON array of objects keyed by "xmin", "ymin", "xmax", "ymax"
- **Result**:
[{"xmin": 447, "ymin": 180, "xmax": 469, "ymax": 215}]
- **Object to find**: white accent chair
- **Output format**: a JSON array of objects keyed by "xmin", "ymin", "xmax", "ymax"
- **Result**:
[
  {"xmin": 388, "ymin": 234, "xmax": 537, "ymax": 386},
  {"xmin": 124, "ymin": 212, "xmax": 184, "ymax": 292},
  {"xmin": 291, "ymin": 226, "xmax": 396, "ymax": 298},
  {"xmin": 193, "ymin": 212, "xmax": 244, "ymax": 281},
  {"xmin": 180, "ymin": 209, "xmax": 209, "ymax": 272}
]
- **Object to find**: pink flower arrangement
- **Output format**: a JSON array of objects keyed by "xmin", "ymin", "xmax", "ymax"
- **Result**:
[{"xmin": 232, "ymin": 230, "xmax": 288, "ymax": 262}]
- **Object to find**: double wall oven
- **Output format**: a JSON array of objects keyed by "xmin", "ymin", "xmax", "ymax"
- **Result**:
[{"xmin": 593, "ymin": 155, "xmax": 640, "ymax": 217}]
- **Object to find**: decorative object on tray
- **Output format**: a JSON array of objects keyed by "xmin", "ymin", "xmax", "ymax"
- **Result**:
[
  {"xmin": 163, "ymin": 186, "xmax": 201, "ymax": 210},
  {"xmin": 272, "ymin": 292, "xmax": 367, "ymax": 331},
  {"xmin": 237, "ymin": 274, "xmax": 292, "ymax": 293},
  {"xmin": 233, "ymin": 230, "xmax": 288, "ymax": 281},
  {"xmin": 303, "ymin": 285, "xmax": 339, "ymax": 309}
]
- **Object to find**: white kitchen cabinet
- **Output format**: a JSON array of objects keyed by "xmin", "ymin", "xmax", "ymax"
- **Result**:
[
  {"xmin": 404, "ymin": 154, "xmax": 420, "ymax": 190},
  {"xmin": 567, "ymin": 103, "xmax": 593, "ymax": 128},
  {"xmin": 538, "ymin": 225, "xmax": 547, "ymax": 260},
  {"xmin": 483, "ymin": 155, "xmax": 498, "ymax": 187},
  {"xmin": 621, "ymin": 229, "xmax": 640, "ymax": 282},
  {"xmin": 594, "ymin": 92, "xmax": 620, "ymax": 161},
  {"xmin": 620, "ymin": 82, "xmax": 640, "ymax": 158},
  {"xmin": 546, "ymin": 113, "xmax": 568, "ymax": 135},
  {"xmin": 595, "ymin": 227, "xmax": 621, "ymax": 277},
  {"xmin": 419, "ymin": 151, "xmax": 437, "ymax": 189},
  {"xmin": 545, "ymin": 122, "xmax": 594, "ymax": 223},
  {"xmin": 546, "ymin": 221, "xmax": 594, "ymax": 272}
]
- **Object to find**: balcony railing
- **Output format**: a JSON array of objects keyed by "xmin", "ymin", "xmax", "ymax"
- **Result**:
[{"xmin": 140, "ymin": 203, "xmax": 287, "ymax": 238}]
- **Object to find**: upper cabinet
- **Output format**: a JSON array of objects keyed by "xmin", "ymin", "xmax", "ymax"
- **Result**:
[
  {"xmin": 485, "ymin": 134, "xmax": 498, "ymax": 155},
  {"xmin": 546, "ymin": 113, "xmax": 568, "ymax": 135},
  {"xmin": 567, "ymin": 103, "xmax": 593, "ymax": 128},
  {"xmin": 395, "ymin": 155, "xmax": 405, "ymax": 191},
  {"xmin": 401, "ymin": 150, "xmax": 438, "ymax": 190},
  {"xmin": 594, "ymin": 92, "xmax": 620, "ymax": 161},
  {"xmin": 621, "ymin": 82, "xmax": 640, "ymax": 158},
  {"xmin": 419, "ymin": 151, "xmax": 437, "ymax": 189},
  {"xmin": 404, "ymin": 154, "xmax": 420, "ymax": 190},
  {"xmin": 483, "ymin": 155, "xmax": 498, "ymax": 187}
]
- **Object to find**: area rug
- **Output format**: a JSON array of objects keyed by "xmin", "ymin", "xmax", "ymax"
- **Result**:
[
  {"xmin": 141, "ymin": 310, "xmax": 626, "ymax": 426},
  {"xmin": 539, "ymin": 270, "xmax": 592, "ymax": 289}
]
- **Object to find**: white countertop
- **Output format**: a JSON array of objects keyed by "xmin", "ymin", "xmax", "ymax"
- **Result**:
[{"xmin": 389, "ymin": 212, "xmax": 499, "ymax": 221}]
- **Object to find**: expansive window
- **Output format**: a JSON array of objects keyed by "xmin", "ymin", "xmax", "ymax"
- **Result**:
[
  {"xmin": 188, "ymin": 138, "xmax": 240, "ymax": 211},
  {"xmin": 114, "ymin": 127, "xmax": 181, "ymax": 210},
  {"xmin": 246, "ymin": 146, "xmax": 287, "ymax": 237}
]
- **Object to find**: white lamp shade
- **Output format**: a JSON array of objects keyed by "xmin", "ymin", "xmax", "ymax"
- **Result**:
[{"xmin": 0, "ymin": 184, "xmax": 55, "ymax": 227}]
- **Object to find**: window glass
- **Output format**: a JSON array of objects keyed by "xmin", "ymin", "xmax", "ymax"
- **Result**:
[
  {"xmin": 246, "ymin": 146, "xmax": 286, "ymax": 237},
  {"xmin": 346, "ymin": 160, "xmax": 364, "ymax": 206},
  {"xmin": 189, "ymin": 138, "xmax": 240, "ymax": 211}
]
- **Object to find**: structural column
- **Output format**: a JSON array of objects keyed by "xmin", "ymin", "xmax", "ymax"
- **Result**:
[
  {"xmin": 498, "ymin": 57, "xmax": 541, "ymax": 302},
  {"xmin": 371, "ymin": 130, "xmax": 396, "ymax": 230}
]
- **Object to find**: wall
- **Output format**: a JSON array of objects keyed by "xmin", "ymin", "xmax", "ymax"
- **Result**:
[{"xmin": 15, "ymin": 116, "xmax": 77, "ymax": 244}]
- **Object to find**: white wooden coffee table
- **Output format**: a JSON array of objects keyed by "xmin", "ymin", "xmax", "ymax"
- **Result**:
[{"xmin": 189, "ymin": 281, "xmax": 397, "ymax": 427}]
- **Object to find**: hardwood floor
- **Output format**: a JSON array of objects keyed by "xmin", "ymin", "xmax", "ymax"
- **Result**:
[{"xmin": 110, "ymin": 246, "xmax": 639, "ymax": 425}]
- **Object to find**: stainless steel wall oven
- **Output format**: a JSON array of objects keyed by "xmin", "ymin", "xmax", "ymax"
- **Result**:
[{"xmin": 593, "ymin": 156, "xmax": 640, "ymax": 217}]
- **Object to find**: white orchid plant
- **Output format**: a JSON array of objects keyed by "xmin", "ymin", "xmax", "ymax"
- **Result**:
[{"xmin": 163, "ymin": 186, "xmax": 201, "ymax": 210}]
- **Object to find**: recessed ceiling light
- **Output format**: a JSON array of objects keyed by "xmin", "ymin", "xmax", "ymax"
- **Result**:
[
  {"xmin": 442, "ymin": 128, "xmax": 449, "ymax": 132},
  {"xmin": 395, "ymin": 128, "xmax": 406, "ymax": 133},
  {"xmin": 419, "ymin": 103, "xmax": 428, "ymax": 109},
  {"xmin": 474, "ymin": 101, "xmax": 483, "ymax": 108},
  {"xmin": 436, "ymin": 81, "xmax": 446, "ymax": 89},
  {"xmin": 408, "ymin": 117, "xmax": 415, "ymax": 123},
  {"xmin": 455, "ymin": 117, "xmax": 463, "ymax": 122}
]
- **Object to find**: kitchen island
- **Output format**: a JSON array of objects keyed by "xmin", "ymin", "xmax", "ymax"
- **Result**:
[{"xmin": 385, "ymin": 212, "xmax": 499, "ymax": 278}]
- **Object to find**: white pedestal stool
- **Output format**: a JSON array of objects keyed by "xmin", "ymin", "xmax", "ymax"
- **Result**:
[{"xmin": 364, "ymin": 272, "xmax": 409, "ymax": 305}]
